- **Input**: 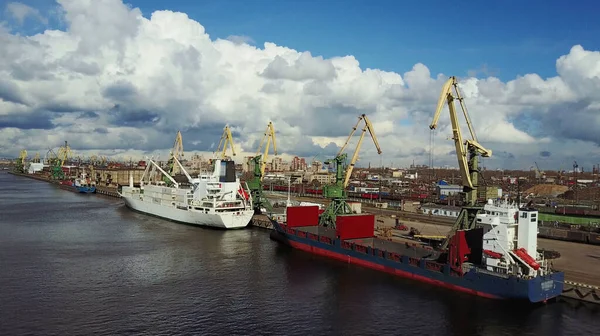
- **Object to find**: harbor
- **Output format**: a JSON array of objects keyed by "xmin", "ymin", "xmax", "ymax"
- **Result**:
[
  {"xmin": 3, "ymin": 0, "xmax": 600, "ymax": 334},
  {"xmin": 1, "ymin": 171, "xmax": 599, "ymax": 336},
  {"xmin": 6, "ymin": 170, "xmax": 600, "ymax": 306}
]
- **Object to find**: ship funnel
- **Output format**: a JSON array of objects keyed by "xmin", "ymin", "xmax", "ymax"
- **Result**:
[{"xmin": 129, "ymin": 171, "xmax": 134, "ymax": 187}]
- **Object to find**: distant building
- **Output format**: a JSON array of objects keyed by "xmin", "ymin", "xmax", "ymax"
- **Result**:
[
  {"xmin": 437, "ymin": 183, "xmax": 462, "ymax": 200},
  {"xmin": 404, "ymin": 170, "xmax": 418, "ymax": 179},
  {"xmin": 291, "ymin": 156, "xmax": 307, "ymax": 171},
  {"xmin": 309, "ymin": 172, "xmax": 335, "ymax": 184},
  {"xmin": 420, "ymin": 203, "xmax": 461, "ymax": 218}
]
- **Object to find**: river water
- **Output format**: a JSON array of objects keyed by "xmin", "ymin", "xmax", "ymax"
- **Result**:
[{"xmin": 0, "ymin": 172, "xmax": 598, "ymax": 336}]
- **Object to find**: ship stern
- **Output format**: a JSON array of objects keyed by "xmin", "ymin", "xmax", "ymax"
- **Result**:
[{"xmin": 527, "ymin": 271, "xmax": 565, "ymax": 303}]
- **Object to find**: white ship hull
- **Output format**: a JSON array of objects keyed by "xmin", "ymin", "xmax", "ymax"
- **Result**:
[{"xmin": 122, "ymin": 195, "xmax": 254, "ymax": 229}]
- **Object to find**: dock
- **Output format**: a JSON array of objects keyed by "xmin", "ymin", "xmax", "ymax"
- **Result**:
[
  {"xmin": 95, "ymin": 186, "xmax": 121, "ymax": 198},
  {"xmin": 560, "ymin": 281, "xmax": 600, "ymax": 305}
]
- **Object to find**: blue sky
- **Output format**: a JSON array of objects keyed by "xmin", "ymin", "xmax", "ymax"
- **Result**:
[{"xmin": 3, "ymin": 0, "xmax": 599, "ymax": 81}]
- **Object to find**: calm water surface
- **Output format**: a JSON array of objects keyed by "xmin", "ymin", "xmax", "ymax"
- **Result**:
[{"xmin": 0, "ymin": 172, "xmax": 598, "ymax": 335}]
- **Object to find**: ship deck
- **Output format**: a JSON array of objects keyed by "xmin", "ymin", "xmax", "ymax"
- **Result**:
[
  {"xmin": 347, "ymin": 237, "xmax": 442, "ymax": 260},
  {"xmin": 296, "ymin": 225, "xmax": 337, "ymax": 238},
  {"xmin": 294, "ymin": 226, "xmax": 441, "ymax": 260}
]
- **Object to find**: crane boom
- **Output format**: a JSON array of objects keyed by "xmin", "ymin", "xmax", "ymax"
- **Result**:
[
  {"xmin": 429, "ymin": 76, "xmax": 491, "ymax": 197},
  {"xmin": 169, "ymin": 131, "xmax": 184, "ymax": 175},
  {"xmin": 214, "ymin": 125, "xmax": 236, "ymax": 159},
  {"xmin": 343, "ymin": 114, "xmax": 382, "ymax": 187},
  {"xmin": 255, "ymin": 122, "xmax": 277, "ymax": 180}
]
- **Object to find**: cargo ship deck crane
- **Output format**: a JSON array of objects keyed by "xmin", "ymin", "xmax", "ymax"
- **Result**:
[
  {"xmin": 246, "ymin": 122, "xmax": 277, "ymax": 214},
  {"xmin": 429, "ymin": 76, "xmax": 492, "ymax": 248},
  {"xmin": 320, "ymin": 114, "xmax": 382, "ymax": 228},
  {"xmin": 213, "ymin": 125, "xmax": 236, "ymax": 160},
  {"xmin": 164, "ymin": 131, "xmax": 184, "ymax": 185}
]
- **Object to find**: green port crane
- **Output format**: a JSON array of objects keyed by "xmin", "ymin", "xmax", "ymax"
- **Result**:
[
  {"xmin": 429, "ymin": 76, "xmax": 492, "ymax": 248},
  {"xmin": 319, "ymin": 114, "xmax": 382, "ymax": 228},
  {"xmin": 246, "ymin": 122, "xmax": 277, "ymax": 214},
  {"xmin": 46, "ymin": 141, "xmax": 73, "ymax": 180}
]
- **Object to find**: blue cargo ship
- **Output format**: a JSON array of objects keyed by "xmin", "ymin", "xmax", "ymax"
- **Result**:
[
  {"xmin": 269, "ymin": 200, "xmax": 564, "ymax": 303},
  {"xmin": 76, "ymin": 184, "xmax": 96, "ymax": 193},
  {"xmin": 74, "ymin": 177, "xmax": 96, "ymax": 194}
]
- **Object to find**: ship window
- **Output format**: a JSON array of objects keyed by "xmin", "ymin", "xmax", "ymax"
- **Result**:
[{"xmin": 521, "ymin": 212, "xmax": 528, "ymax": 218}]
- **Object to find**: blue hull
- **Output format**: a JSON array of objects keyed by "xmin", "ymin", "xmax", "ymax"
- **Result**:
[
  {"xmin": 76, "ymin": 186, "xmax": 96, "ymax": 193},
  {"xmin": 271, "ymin": 221, "xmax": 564, "ymax": 303}
]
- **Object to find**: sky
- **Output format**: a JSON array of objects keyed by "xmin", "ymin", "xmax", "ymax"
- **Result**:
[{"xmin": 1, "ymin": 0, "xmax": 600, "ymax": 171}]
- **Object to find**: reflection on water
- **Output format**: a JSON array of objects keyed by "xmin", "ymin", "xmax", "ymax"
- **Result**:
[{"xmin": 0, "ymin": 172, "xmax": 598, "ymax": 336}]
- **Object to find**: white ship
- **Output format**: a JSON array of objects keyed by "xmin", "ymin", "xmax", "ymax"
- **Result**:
[{"xmin": 120, "ymin": 157, "xmax": 254, "ymax": 229}]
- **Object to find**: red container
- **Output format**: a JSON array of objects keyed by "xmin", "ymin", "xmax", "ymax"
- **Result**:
[
  {"xmin": 286, "ymin": 206, "xmax": 319, "ymax": 228},
  {"xmin": 335, "ymin": 214, "xmax": 375, "ymax": 240}
]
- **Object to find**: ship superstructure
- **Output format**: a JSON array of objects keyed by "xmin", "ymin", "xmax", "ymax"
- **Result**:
[{"xmin": 477, "ymin": 198, "xmax": 547, "ymax": 277}]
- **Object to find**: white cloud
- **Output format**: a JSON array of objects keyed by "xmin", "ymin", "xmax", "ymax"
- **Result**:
[
  {"xmin": 1, "ymin": 0, "xmax": 600, "ymax": 170},
  {"xmin": 226, "ymin": 35, "xmax": 254, "ymax": 45},
  {"xmin": 4, "ymin": 2, "xmax": 48, "ymax": 25}
]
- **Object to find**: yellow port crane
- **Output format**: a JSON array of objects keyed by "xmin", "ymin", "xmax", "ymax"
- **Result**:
[
  {"xmin": 338, "ymin": 113, "xmax": 383, "ymax": 188},
  {"xmin": 254, "ymin": 122, "xmax": 277, "ymax": 180},
  {"xmin": 57, "ymin": 141, "xmax": 73, "ymax": 166},
  {"xmin": 214, "ymin": 125, "xmax": 236, "ymax": 160},
  {"xmin": 429, "ymin": 76, "xmax": 492, "ymax": 247},
  {"xmin": 429, "ymin": 76, "xmax": 491, "ymax": 205},
  {"xmin": 13, "ymin": 149, "xmax": 27, "ymax": 173},
  {"xmin": 247, "ymin": 122, "xmax": 277, "ymax": 213},
  {"xmin": 320, "ymin": 114, "xmax": 382, "ymax": 228},
  {"xmin": 167, "ymin": 131, "xmax": 184, "ymax": 177}
]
